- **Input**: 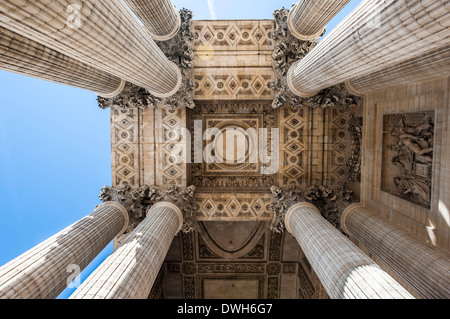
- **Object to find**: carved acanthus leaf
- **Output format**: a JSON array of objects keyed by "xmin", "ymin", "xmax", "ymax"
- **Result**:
[
  {"xmin": 271, "ymin": 8, "xmax": 361, "ymax": 111},
  {"xmin": 97, "ymin": 82, "xmax": 161, "ymax": 111},
  {"xmin": 99, "ymin": 184, "xmax": 197, "ymax": 234},
  {"xmin": 270, "ymin": 185, "xmax": 354, "ymax": 234},
  {"xmin": 98, "ymin": 8, "xmax": 195, "ymax": 111}
]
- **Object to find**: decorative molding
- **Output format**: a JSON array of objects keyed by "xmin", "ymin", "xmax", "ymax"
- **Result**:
[
  {"xmin": 183, "ymin": 276, "xmax": 196, "ymax": 299},
  {"xmin": 347, "ymin": 113, "xmax": 362, "ymax": 182},
  {"xmin": 282, "ymin": 263, "xmax": 297, "ymax": 274},
  {"xmin": 267, "ymin": 263, "xmax": 281, "ymax": 276},
  {"xmin": 181, "ymin": 232, "xmax": 195, "ymax": 261},
  {"xmin": 110, "ymin": 104, "xmax": 140, "ymax": 188},
  {"xmin": 192, "ymin": 193, "xmax": 274, "ymax": 221},
  {"xmin": 193, "ymin": 20, "xmax": 274, "ymax": 50},
  {"xmin": 267, "ymin": 277, "xmax": 280, "ymax": 299},
  {"xmin": 239, "ymin": 235, "xmax": 265, "ymax": 259},
  {"xmin": 197, "ymin": 264, "xmax": 265, "ymax": 274},
  {"xmin": 192, "ymin": 70, "xmax": 275, "ymax": 100},
  {"xmin": 279, "ymin": 106, "xmax": 308, "ymax": 187},
  {"xmin": 268, "ymin": 231, "xmax": 283, "ymax": 262}
]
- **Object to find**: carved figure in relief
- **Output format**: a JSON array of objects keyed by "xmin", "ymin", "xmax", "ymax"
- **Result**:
[
  {"xmin": 394, "ymin": 177, "xmax": 431, "ymax": 203},
  {"xmin": 384, "ymin": 111, "xmax": 434, "ymax": 208}
]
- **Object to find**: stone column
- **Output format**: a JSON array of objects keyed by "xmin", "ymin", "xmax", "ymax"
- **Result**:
[
  {"xmin": 287, "ymin": 0, "xmax": 450, "ymax": 97},
  {"xmin": 69, "ymin": 202, "xmax": 183, "ymax": 299},
  {"xmin": 288, "ymin": 0, "xmax": 350, "ymax": 41},
  {"xmin": 346, "ymin": 45, "xmax": 450, "ymax": 95},
  {"xmin": 123, "ymin": 0, "xmax": 181, "ymax": 41},
  {"xmin": 285, "ymin": 203, "xmax": 413, "ymax": 299},
  {"xmin": 0, "ymin": 27, "xmax": 125, "ymax": 98},
  {"xmin": 341, "ymin": 204, "xmax": 450, "ymax": 299},
  {"xmin": 0, "ymin": 0, "xmax": 182, "ymax": 98},
  {"xmin": 0, "ymin": 202, "xmax": 128, "ymax": 299}
]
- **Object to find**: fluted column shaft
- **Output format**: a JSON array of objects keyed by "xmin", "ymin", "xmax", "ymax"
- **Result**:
[
  {"xmin": 0, "ymin": 202, "xmax": 128, "ymax": 299},
  {"xmin": 123, "ymin": 0, "xmax": 180, "ymax": 41},
  {"xmin": 288, "ymin": 0, "xmax": 450, "ymax": 97},
  {"xmin": 288, "ymin": 0, "xmax": 350, "ymax": 41},
  {"xmin": 0, "ymin": 27, "xmax": 125, "ymax": 98},
  {"xmin": 342, "ymin": 205, "xmax": 450, "ymax": 299},
  {"xmin": 285, "ymin": 203, "xmax": 413, "ymax": 299},
  {"xmin": 347, "ymin": 45, "xmax": 450, "ymax": 94},
  {"xmin": 69, "ymin": 202, "xmax": 183, "ymax": 299},
  {"xmin": 0, "ymin": 0, "xmax": 181, "ymax": 98}
]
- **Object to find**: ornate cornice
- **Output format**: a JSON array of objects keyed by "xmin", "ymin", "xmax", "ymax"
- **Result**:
[
  {"xmin": 99, "ymin": 184, "xmax": 197, "ymax": 234},
  {"xmin": 97, "ymin": 8, "xmax": 195, "ymax": 111},
  {"xmin": 270, "ymin": 185, "xmax": 354, "ymax": 234}
]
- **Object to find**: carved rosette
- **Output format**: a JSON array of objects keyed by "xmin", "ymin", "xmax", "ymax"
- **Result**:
[
  {"xmin": 270, "ymin": 185, "xmax": 354, "ymax": 234},
  {"xmin": 99, "ymin": 184, "xmax": 197, "ymax": 234},
  {"xmin": 271, "ymin": 8, "xmax": 361, "ymax": 111},
  {"xmin": 97, "ymin": 8, "xmax": 195, "ymax": 111}
]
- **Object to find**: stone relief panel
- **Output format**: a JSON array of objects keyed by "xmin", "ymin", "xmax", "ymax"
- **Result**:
[{"xmin": 381, "ymin": 111, "xmax": 435, "ymax": 209}]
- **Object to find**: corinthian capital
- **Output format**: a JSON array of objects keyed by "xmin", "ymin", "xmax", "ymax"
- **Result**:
[
  {"xmin": 270, "ymin": 185, "xmax": 354, "ymax": 234},
  {"xmin": 99, "ymin": 184, "xmax": 197, "ymax": 234}
]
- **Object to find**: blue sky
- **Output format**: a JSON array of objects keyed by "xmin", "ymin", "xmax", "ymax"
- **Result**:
[{"xmin": 0, "ymin": 0, "xmax": 362, "ymax": 299}]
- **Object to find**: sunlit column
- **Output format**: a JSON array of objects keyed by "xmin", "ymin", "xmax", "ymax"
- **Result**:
[
  {"xmin": 285, "ymin": 203, "xmax": 414, "ymax": 299},
  {"xmin": 69, "ymin": 202, "xmax": 183, "ymax": 299},
  {"xmin": 0, "ymin": 27, "xmax": 125, "ymax": 98},
  {"xmin": 346, "ymin": 45, "xmax": 450, "ymax": 95},
  {"xmin": 0, "ymin": 202, "xmax": 128, "ymax": 299},
  {"xmin": 0, "ymin": 0, "xmax": 182, "ymax": 98},
  {"xmin": 288, "ymin": 0, "xmax": 450, "ymax": 97},
  {"xmin": 288, "ymin": 0, "xmax": 350, "ymax": 41},
  {"xmin": 342, "ymin": 204, "xmax": 450, "ymax": 299},
  {"xmin": 123, "ymin": 0, "xmax": 181, "ymax": 41}
]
